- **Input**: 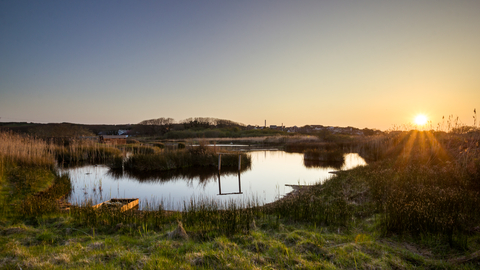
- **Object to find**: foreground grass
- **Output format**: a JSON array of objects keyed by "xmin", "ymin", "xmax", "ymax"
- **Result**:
[{"xmin": 1, "ymin": 213, "xmax": 479, "ymax": 269}]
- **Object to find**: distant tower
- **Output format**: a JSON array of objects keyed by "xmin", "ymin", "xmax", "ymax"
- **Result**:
[{"xmin": 265, "ymin": 120, "xmax": 266, "ymax": 128}]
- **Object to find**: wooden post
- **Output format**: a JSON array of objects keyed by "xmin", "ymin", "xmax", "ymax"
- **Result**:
[
  {"xmin": 218, "ymin": 172, "xmax": 222, "ymax": 195},
  {"xmin": 238, "ymin": 154, "xmax": 241, "ymax": 171},
  {"xmin": 218, "ymin": 154, "xmax": 222, "ymax": 171},
  {"xmin": 238, "ymin": 172, "xmax": 242, "ymax": 193}
]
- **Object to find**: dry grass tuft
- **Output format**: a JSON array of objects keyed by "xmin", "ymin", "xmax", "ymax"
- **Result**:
[
  {"xmin": 88, "ymin": 241, "xmax": 105, "ymax": 250},
  {"xmin": 167, "ymin": 220, "xmax": 188, "ymax": 240}
]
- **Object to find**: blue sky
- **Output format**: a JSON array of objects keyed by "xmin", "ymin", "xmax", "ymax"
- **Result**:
[{"xmin": 1, "ymin": 1, "xmax": 479, "ymax": 130}]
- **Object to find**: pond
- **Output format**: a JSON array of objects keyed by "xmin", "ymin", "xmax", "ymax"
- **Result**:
[{"xmin": 64, "ymin": 150, "xmax": 366, "ymax": 210}]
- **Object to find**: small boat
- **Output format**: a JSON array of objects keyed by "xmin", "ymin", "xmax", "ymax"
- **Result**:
[{"xmin": 92, "ymin": 198, "xmax": 139, "ymax": 212}]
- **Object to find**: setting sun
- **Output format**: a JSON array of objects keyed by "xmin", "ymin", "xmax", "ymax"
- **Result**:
[{"xmin": 414, "ymin": 114, "xmax": 428, "ymax": 126}]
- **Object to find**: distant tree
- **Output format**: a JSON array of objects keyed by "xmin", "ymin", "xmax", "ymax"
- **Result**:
[
  {"xmin": 215, "ymin": 119, "xmax": 244, "ymax": 128},
  {"xmin": 180, "ymin": 117, "xmax": 244, "ymax": 129},
  {"xmin": 139, "ymin": 117, "xmax": 174, "ymax": 126},
  {"xmin": 136, "ymin": 117, "xmax": 175, "ymax": 135},
  {"xmin": 362, "ymin": 128, "xmax": 375, "ymax": 136},
  {"xmin": 181, "ymin": 117, "xmax": 213, "ymax": 129}
]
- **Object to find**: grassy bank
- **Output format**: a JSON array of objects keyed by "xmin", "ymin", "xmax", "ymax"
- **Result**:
[
  {"xmin": 0, "ymin": 131, "xmax": 70, "ymax": 221},
  {"xmin": 1, "ymin": 208, "xmax": 478, "ymax": 269},
  {"xmin": 272, "ymin": 130, "xmax": 480, "ymax": 245}
]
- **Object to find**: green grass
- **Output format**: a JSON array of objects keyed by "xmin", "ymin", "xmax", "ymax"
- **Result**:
[{"xmin": 2, "ymin": 214, "xmax": 478, "ymax": 269}]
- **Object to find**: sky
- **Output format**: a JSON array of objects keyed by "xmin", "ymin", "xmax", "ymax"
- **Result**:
[{"xmin": 1, "ymin": 0, "xmax": 479, "ymax": 130}]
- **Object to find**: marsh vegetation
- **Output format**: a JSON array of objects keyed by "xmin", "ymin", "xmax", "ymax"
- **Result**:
[{"xmin": 1, "ymin": 126, "xmax": 480, "ymax": 269}]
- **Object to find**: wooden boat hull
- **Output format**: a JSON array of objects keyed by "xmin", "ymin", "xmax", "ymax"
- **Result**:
[{"xmin": 93, "ymin": 198, "xmax": 139, "ymax": 212}]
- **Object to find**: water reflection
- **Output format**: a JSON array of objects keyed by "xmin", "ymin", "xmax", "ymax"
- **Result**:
[
  {"xmin": 218, "ymin": 172, "xmax": 242, "ymax": 195},
  {"xmin": 107, "ymin": 166, "xmax": 249, "ymax": 184},
  {"xmin": 65, "ymin": 151, "xmax": 366, "ymax": 210},
  {"xmin": 303, "ymin": 159, "xmax": 344, "ymax": 170}
]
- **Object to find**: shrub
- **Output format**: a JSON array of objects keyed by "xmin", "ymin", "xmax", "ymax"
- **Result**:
[
  {"xmin": 152, "ymin": 142, "xmax": 164, "ymax": 149},
  {"xmin": 126, "ymin": 138, "xmax": 140, "ymax": 144}
]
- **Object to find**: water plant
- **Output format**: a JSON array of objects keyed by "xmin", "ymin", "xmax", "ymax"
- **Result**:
[
  {"xmin": 151, "ymin": 142, "xmax": 164, "ymax": 149},
  {"xmin": 116, "ymin": 144, "xmax": 157, "ymax": 155},
  {"xmin": 53, "ymin": 140, "xmax": 122, "ymax": 166}
]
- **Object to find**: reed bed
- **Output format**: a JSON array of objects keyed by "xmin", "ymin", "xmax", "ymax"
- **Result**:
[
  {"xmin": 0, "ymin": 131, "xmax": 55, "ymax": 169},
  {"xmin": 354, "ymin": 134, "xmax": 396, "ymax": 162},
  {"xmin": 360, "ymin": 130, "xmax": 480, "ymax": 244},
  {"xmin": 113, "ymin": 145, "xmax": 251, "ymax": 172},
  {"xmin": 151, "ymin": 142, "xmax": 165, "ymax": 149},
  {"xmin": 68, "ymin": 195, "xmax": 262, "ymax": 238},
  {"xmin": 181, "ymin": 196, "xmax": 261, "ymax": 236},
  {"xmin": 53, "ymin": 140, "xmax": 122, "ymax": 166},
  {"xmin": 116, "ymin": 144, "xmax": 158, "ymax": 155}
]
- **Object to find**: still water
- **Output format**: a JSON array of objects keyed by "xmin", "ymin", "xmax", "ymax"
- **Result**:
[{"xmin": 65, "ymin": 151, "xmax": 366, "ymax": 210}]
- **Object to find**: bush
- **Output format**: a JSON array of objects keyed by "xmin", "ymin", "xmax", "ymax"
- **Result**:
[
  {"xmin": 152, "ymin": 142, "xmax": 164, "ymax": 149},
  {"xmin": 126, "ymin": 138, "xmax": 140, "ymax": 144}
]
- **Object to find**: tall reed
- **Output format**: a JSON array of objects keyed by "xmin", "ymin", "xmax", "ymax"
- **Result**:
[
  {"xmin": 364, "ymin": 130, "xmax": 480, "ymax": 244},
  {"xmin": 53, "ymin": 139, "xmax": 122, "ymax": 166},
  {"xmin": 0, "ymin": 131, "xmax": 55, "ymax": 169}
]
